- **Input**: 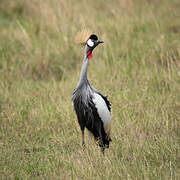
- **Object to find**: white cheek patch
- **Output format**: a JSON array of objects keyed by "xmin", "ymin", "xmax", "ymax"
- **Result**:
[{"xmin": 87, "ymin": 39, "xmax": 94, "ymax": 47}]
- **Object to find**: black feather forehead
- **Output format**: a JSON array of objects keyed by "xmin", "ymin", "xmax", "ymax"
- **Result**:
[{"xmin": 89, "ymin": 34, "xmax": 98, "ymax": 40}]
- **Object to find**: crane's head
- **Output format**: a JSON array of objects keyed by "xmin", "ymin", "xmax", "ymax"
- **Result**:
[
  {"xmin": 86, "ymin": 34, "xmax": 104, "ymax": 59},
  {"xmin": 75, "ymin": 30, "xmax": 104, "ymax": 59}
]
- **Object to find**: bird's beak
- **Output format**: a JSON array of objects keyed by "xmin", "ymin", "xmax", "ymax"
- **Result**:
[
  {"xmin": 94, "ymin": 40, "xmax": 104, "ymax": 48},
  {"xmin": 92, "ymin": 40, "xmax": 104, "ymax": 50},
  {"xmin": 98, "ymin": 40, "xmax": 104, "ymax": 44}
]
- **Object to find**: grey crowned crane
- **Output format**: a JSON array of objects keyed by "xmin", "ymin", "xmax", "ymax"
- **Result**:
[{"xmin": 72, "ymin": 31, "xmax": 111, "ymax": 153}]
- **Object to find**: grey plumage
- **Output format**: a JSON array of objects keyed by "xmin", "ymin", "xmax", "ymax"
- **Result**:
[{"xmin": 72, "ymin": 34, "xmax": 111, "ymax": 153}]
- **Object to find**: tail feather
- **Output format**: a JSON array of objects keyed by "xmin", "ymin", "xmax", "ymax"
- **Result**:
[
  {"xmin": 86, "ymin": 121, "xmax": 111, "ymax": 149},
  {"xmin": 104, "ymin": 124, "xmax": 111, "ymax": 141}
]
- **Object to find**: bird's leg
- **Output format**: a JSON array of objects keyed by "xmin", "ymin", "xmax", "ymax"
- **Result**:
[
  {"xmin": 101, "ymin": 146, "xmax": 105, "ymax": 155},
  {"xmin": 79, "ymin": 122, "xmax": 85, "ymax": 148},
  {"xmin": 81, "ymin": 130, "xmax": 85, "ymax": 147},
  {"xmin": 80, "ymin": 124, "xmax": 85, "ymax": 148}
]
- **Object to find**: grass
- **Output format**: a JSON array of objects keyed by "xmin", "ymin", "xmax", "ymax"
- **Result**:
[{"xmin": 0, "ymin": 0, "xmax": 179, "ymax": 179}]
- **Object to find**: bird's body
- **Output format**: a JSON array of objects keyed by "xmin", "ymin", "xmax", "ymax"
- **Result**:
[{"xmin": 72, "ymin": 34, "xmax": 111, "ymax": 153}]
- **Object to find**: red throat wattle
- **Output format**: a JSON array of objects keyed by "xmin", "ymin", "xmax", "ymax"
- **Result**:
[{"xmin": 87, "ymin": 50, "xmax": 93, "ymax": 59}]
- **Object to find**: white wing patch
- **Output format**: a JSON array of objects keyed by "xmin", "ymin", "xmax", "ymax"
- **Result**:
[{"xmin": 92, "ymin": 93, "xmax": 111, "ymax": 134}]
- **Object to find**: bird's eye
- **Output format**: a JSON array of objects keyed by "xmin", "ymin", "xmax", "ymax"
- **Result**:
[{"xmin": 87, "ymin": 39, "xmax": 94, "ymax": 47}]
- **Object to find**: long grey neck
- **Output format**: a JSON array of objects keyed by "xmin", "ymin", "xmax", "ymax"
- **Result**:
[{"xmin": 76, "ymin": 46, "xmax": 89, "ymax": 89}]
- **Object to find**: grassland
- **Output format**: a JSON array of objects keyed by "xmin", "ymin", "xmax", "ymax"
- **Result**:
[{"xmin": 0, "ymin": 0, "xmax": 179, "ymax": 179}]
